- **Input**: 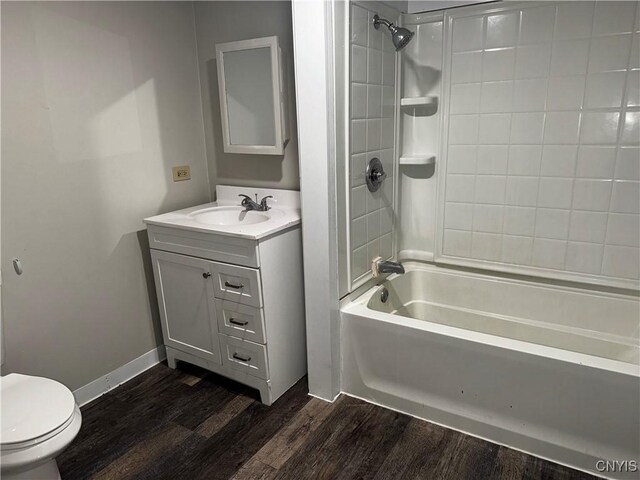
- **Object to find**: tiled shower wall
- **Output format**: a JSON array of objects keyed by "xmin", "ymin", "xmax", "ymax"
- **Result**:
[
  {"xmin": 439, "ymin": 1, "xmax": 640, "ymax": 289},
  {"xmin": 350, "ymin": 2, "xmax": 397, "ymax": 285}
]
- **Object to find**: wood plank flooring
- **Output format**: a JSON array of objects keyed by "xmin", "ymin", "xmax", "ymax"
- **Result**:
[{"xmin": 58, "ymin": 363, "xmax": 600, "ymax": 480}]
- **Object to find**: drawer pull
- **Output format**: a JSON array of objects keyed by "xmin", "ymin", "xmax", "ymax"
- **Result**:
[
  {"xmin": 225, "ymin": 281, "xmax": 244, "ymax": 289},
  {"xmin": 232, "ymin": 352, "xmax": 251, "ymax": 362},
  {"xmin": 229, "ymin": 318, "xmax": 249, "ymax": 326}
]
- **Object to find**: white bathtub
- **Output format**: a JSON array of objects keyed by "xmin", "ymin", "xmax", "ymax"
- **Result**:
[{"xmin": 341, "ymin": 262, "xmax": 639, "ymax": 479}]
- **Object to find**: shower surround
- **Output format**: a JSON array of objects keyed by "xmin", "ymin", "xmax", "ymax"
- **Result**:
[{"xmin": 341, "ymin": 2, "xmax": 640, "ymax": 478}]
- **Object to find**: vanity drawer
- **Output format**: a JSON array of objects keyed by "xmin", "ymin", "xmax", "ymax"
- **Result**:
[
  {"xmin": 219, "ymin": 334, "xmax": 268, "ymax": 380},
  {"xmin": 211, "ymin": 263, "xmax": 262, "ymax": 307},
  {"xmin": 216, "ymin": 300, "xmax": 266, "ymax": 344}
]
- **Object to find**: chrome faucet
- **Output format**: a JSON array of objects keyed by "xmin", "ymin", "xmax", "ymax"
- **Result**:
[
  {"xmin": 375, "ymin": 259, "xmax": 405, "ymax": 275},
  {"xmin": 239, "ymin": 194, "xmax": 273, "ymax": 212}
]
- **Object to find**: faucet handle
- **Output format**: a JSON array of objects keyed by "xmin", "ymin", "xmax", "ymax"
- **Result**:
[
  {"xmin": 260, "ymin": 195, "xmax": 274, "ymax": 210},
  {"xmin": 238, "ymin": 194, "xmax": 252, "ymax": 205}
]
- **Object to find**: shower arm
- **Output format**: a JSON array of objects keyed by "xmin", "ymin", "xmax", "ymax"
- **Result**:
[{"xmin": 373, "ymin": 14, "xmax": 394, "ymax": 31}]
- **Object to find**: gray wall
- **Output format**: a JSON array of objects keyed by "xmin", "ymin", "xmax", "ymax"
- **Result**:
[
  {"xmin": 194, "ymin": 1, "xmax": 300, "ymax": 194},
  {"xmin": 1, "ymin": 1, "xmax": 210, "ymax": 390}
]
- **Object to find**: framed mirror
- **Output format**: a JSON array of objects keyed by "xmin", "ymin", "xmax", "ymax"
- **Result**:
[{"xmin": 216, "ymin": 36, "xmax": 289, "ymax": 155}]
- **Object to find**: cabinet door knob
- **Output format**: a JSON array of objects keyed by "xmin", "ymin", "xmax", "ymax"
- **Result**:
[{"xmin": 203, "ymin": 272, "xmax": 211, "ymax": 279}]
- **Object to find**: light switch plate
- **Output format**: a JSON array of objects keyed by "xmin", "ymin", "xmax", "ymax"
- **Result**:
[{"xmin": 172, "ymin": 165, "xmax": 191, "ymax": 182}]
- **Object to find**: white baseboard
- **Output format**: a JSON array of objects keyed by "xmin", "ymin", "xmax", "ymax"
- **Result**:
[{"xmin": 73, "ymin": 345, "xmax": 166, "ymax": 407}]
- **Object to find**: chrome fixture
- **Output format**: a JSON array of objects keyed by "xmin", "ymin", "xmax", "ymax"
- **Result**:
[
  {"xmin": 379, "ymin": 287, "xmax": 389, "ymax": 303},
  {"xmin": 366, "ymin": 157, "xmax": 387, "ymax": 192},
  {"xmin": 376, "ymin": 259, "xmax": 405, "ymax": 275},
  {"xmin": 372, "ymin": 14, "xmax": 414, "ymax": 51},
  {"xmin": 239, "ymin": 194, "xmax": 273, "ymax": 212}
]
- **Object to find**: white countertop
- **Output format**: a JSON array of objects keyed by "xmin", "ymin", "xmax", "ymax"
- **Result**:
[{"xmin": 143, "ymin": 185, "xmax": 301, "ymax": 240}]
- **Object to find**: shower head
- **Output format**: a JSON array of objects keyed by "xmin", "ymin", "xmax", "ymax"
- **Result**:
[{"xmin": 372, "ymin": 14, "xmax": 414, "ymax": 51}]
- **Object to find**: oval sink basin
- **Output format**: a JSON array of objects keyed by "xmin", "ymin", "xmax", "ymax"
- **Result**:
[{"xmin": 189, "ymin": 207, "xmax": 270, "ymax": 226}]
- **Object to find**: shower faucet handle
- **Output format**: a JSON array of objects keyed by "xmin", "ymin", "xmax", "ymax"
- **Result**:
[{"xmin": 366, "ymin": 157, "xmax": 387, "ymax": 192}]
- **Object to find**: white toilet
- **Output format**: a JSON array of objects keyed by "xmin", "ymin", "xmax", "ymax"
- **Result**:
[{"xmin": 1, "ymin": 373, "xmax": 82, "ymax": 480}]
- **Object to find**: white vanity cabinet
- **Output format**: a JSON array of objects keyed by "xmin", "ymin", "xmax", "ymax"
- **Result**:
[{"xmin": 145, "ymin": 186, "xmax": 306, "ymax": 406}]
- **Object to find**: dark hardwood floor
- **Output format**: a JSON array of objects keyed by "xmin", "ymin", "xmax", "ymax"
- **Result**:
[{"xmin": 58, "ymin": 363, "xmax": 599, "ymax": 480}]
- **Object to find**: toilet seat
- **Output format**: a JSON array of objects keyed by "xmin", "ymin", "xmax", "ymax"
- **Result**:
[{"xmin": 1, "ymin": 373, "xmax": 76, "ymax": 450}]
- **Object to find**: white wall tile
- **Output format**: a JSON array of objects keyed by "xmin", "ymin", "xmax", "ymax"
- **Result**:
[
  {"xmin": 602, "ymin": 245, "xmax": 640, "ymax": 279},
  {"xmin": 351, "ymin": 215, "xmax": 367, "ymax": 249},
  {"xmin": 351, "ymin": 184, "xmax": 367, "ymax": 219},
  {"xmin": 606, "ymin": 213, "xmax": 640, "ymax": 247},
  {"xmin": 544, "ymin": 112, "xmax": 580, "ymax": 145},
  {"xmin": 532, "ymin": 238, "xmax": 566, "ymax": 268},
  {"xmin": 382, "ymin": 52, "xmax": 395, "ymax": 86},
  {"xmin": 367, "ymin": 11, "xmax": 383, "ymax": 50},
  {"xmin": 446, "ymin": 174, "xmax": 476, "ymax": 202},
  {"xmin": 448, "ymin": 145, "xmax": 477, "ymax": 174},
  {"xmin": 449, "ymin": 114, "xmax": 479, "ymax": 144},
  {"xmin": 351, "ymin": 5, "xmax": 368, "ymax": 47},
  {"xmin": 584, "ymin": 72, "xmax": 626, "ymax": 109},
  {"xmin": 366, "ymin": 210, "xmax": 380, "ymax": 241},
  {"xmin": 550, "ymin": 39, "xmax": 589, "ymax": 76},
  {"xmin": 580, "ymin": 112, "xmax": 621, "ymax": 145},
  {"xmin": 555, "ymin": 1, "xmax": 594, "ymax": 40},
  {"xmin": 352, "ymin": 246, "xmax": 368, "ymax": 279},
  {"xmin": 443, "ymin": 229, "xmax": 472, "ymax": 257},
  {"xmin": 480, "ymin": 81, "xmax": 513, "ymax": 113},
  {"xmin": 473, "ymin": 204, "xmax": 504, "ymax": 233},
  {"xmin": 350, "ymin": 153, "xmax": 366, "ymax": 187},
  {"xmin": 367, "ymin": 84, "xmax": 382, "ymax": 118},
  {"xmin": 626, "ymin": 71, "xmax": 640, "ymax": 108},
  {"xmin": 630, "ymin": 33, "xmax": 640, "ymax": 69},
  {"xmin": 351, "ymin": 119, "xmax": 366, "ymax": 153},
  {"xmin": 513, "ymin": 79, "xmax": 547, "ymax": 112},
  {"xmin": 588, "ymin": 34, "xmax": 632, "ymax": 73},
  {"xmin": 538, "ymin": 177, "xmax": 573, "ymax": 209},
  {"xmin": 546, "ymin": 76, "xmax": 585, "ymax": 111},
  {"xmin": 483, "ymin": 48, "xmax": 516, "ymax": 81},
  {"xmin": 380, "ymin": 233, "xmax": 393, "ymax": 259},
  {"xmin": 515, "ymin": 44, "xmax": 551, "ymax": 79},
  {"xmin": 380, "ymin": 118, "xmax": 394, "ymax": 150},
  {"xmin": 366, "ymin": 118, "xmax": 381, "ymax": 151},
  {"xmin": 593, "ymin": 1, "xmax": 637, "ymax": 37},
  {"xmin": 451, "ymin": 51, "xmax": 482, "ymax": 84},
  {"xmin": 366, "ymin": 183, "xmax": 381, "ymax": 213},
  {"xmin": 381, "ymin": 207, "xmax": 393, "ymax": 235},
  {"xmin": 352, "ymin": 83, "xmax": 367, "ymax": 118},
  {"xmin": 352, "ymin": 44, "xmax": 367, "ymax": 83},
  {"xmin": 508, "ymin": 145, "xmax": 542, "ymax": 175},
  {"xmin": 502, "ymin": 235, "xmax": 533, "ymax": 264},
  {"xmin": 610, "ymin": 180, "xmax": 640, "ymax": 214},
  {"xmin": 367, "ymin": 238, "xmax": 381, "ymax": 263},
  {"xmin": 453, "ymin": 16, "xmax": 484, "ymax": 52},
  {"xmin": 510, "ymin": 113, "xmax": 545, "ymax": 144},
  {"xmin": 615, "ymin": 147, "xmax": 640, "ymax": 181},
  {"xmin": 535, "ymin": 208, "xmax": 570, "ymax": 239},
  {"xmin": 504, "ymin": 206, "xmax": 536, "ymax": 236},
  {"xmin": 576, "ymin": 146, "xmax": 616, "ymax": 179},
  {"xmin": 569, "ymin": 210, "xmax": 608, "ymax": 243},
  {"xmin": 479, "ymin": 113, "xmax": 511, "ymax": 144},
  {"xmin": 485, "ymin": 12, "xmax": 518, "ymax": 49},
  {"xmin": 540, "ymin": 145, "xmax": 577, "ymax": 177},
  {"xmin": 565, "ymin": 242, "xmax": 603, "ymax": 274},
  {"xmin": 367, "ymin": 48, "xmax": 382, "ymax": 84},
  {"xmin": 451, "ymin": 83, "xmax": 481, "ymax": 114},
  {"xmin": 477, "ymin": 145, "xmax": 508, "ymax": 174},
  {"xmin": 445, "ymin": 202, "xmax": 474, "ymax": 230},
  {"xmin": 505, "ymin": 176, "xmax": 539, "ymax": 206},
  {"xmin": 382, "ymin": 85, "xmax": 394, "ymax": 117},
  {"xmin": 519, "ymin": 5, "xmax": 555, "ymax": 45},
  {"xmin": 572, "ymin": 179, "xmax": 613, "ymax": 211},
  {"xmin": 472, "ymin": 232, "xmax": 502, "ymax": 260},
  {"xmin": 621, "ymin": 112, "xmax": 640, "ymax": 145},
  {"xmin": 474, "ymin": 175, "xmax": 506, "ymax": 204}
]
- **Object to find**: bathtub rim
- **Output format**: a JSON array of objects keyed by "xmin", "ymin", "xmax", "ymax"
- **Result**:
[{"xmin": 341, "ymin": 263, "xmax": 640, "ymax": 378}]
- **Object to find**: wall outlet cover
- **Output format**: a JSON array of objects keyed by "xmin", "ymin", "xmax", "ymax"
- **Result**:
[{"xmin": 172, "ymin": 165, "xmax": 191, "ymax": 181}]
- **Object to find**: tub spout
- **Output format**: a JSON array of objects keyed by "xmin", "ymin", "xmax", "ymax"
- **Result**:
[{"xmin": 373, "ymin": 258, "xmax": 405, "ymax": 276}]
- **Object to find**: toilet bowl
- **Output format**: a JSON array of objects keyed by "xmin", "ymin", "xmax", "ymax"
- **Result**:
[{"xmin": 1, "ymin": 373, "xmax": 82, "ymax": 480}]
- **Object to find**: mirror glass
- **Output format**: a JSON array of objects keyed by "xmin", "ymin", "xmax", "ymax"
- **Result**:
[{"xmin": 223, "ymin": 47, "xmax": 275, "ymax": 146}]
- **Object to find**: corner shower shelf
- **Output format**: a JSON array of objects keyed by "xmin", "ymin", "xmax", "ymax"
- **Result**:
[
  {"xmin": 399, "ymin": 155, "xmax": 436, "ymax": 166},
  {"xmin": 400, "ymin": 96, "xmax": 438, "ymax": 108}
]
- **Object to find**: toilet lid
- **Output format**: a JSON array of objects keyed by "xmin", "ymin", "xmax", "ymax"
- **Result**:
[{"xmin": 1, "ymin": 373, "xmax": 76, "ymax": 445}]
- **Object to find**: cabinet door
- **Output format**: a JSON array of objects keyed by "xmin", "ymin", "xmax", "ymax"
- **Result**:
[{"xmin": 151, "ymin": 250, "xmax": 221, "ymax": 364}]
